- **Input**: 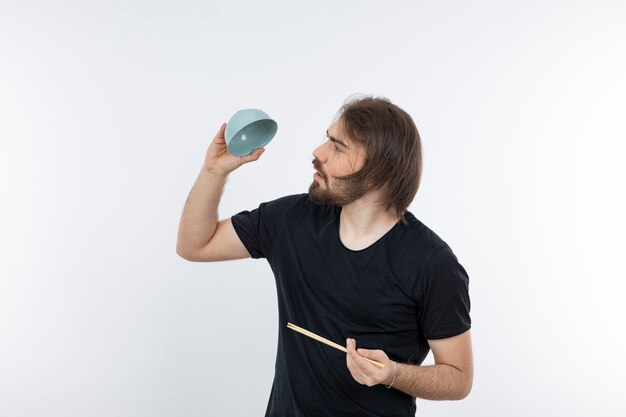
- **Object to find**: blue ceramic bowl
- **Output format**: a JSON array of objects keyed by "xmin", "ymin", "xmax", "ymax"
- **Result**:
[{"xmin": 225, "ymin": 109, "xmax": 278, "ymax": 156}]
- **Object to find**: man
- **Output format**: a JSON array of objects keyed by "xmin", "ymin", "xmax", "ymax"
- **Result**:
[{"xmin": 177, "ymin": 96, "xmax": 473, "ymax": 416}]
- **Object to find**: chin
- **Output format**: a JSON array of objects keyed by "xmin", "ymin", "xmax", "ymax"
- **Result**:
[
  {"xmin": 308, "ymin": 182, "xmax": 330, "ymax": 205},
  {"xmin": 308, "ymin": 182, "xmax": 320, "ymax": 195}
]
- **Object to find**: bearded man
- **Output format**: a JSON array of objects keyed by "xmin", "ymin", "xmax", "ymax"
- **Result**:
[{"xmin": 177, "ymin": 96, "xmax": 473, "ymax": 417}]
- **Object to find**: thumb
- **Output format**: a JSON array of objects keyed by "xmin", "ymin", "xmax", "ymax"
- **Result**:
[
  {"xmin": 240, "ymin": 148, "xmax": 265, "ymax": 164},
  {"xmin": 357, "ymin": 348, "xmax": 386, "ymax": 361}
]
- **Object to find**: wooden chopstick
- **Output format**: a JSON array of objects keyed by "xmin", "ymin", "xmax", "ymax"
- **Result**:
[{"xmin": 287, "ymin": 322, "xmax": 384, "ymax": 369}]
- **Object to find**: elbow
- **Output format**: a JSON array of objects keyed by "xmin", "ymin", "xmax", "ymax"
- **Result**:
[
  {"xmin": 176, "ymin": 242, "xmax": 216, "ymax": 262},
  {"xmin": 440, "ymin": 370, "xmax": 472, "ymax": 400},
  {"xmin": 457, "ymin": 386, "xmax": 472, "ymax": 401},
  {"xmin": 176, "ymin": 242, "xmax": 198, "ymax": 262},
  {"xmin": 176, "ymin": 245, "xmax": 190, "ymax": 261},
  {"xmin": 455, "ymin": 377, "xmax": 473, "ymax": 400}
]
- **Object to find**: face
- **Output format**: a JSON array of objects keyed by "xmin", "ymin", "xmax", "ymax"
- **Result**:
[{"xmin": 309, "ymin": 121, "xmax": 367, "ymax": 206}]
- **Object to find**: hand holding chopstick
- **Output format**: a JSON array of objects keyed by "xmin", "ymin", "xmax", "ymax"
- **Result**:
[{"xmin": 287, "ymin": 322, "xmax": 385, "ymax": 369}]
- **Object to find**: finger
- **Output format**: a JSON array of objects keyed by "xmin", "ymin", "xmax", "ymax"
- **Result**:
[
  {"xmin": 347, "ymin": 339, "xmax": 371, "ymax": 369},
  {"xmin": 212, "ymin": 123, "xmax": 227, "ymax": 143},
  {"xmin": 347, "ymin": 357, "xmax": 377, "ymax": 387},
  {"xmin": 346, "ymin": 339, "xmax": 360, "ymax": 370},
  {"xmin": 346, "ymin": 338, "xmax": 356, "ymax": 352},
  {"xmin": 347, "ymin": 339, "xmax": 366, "ymax": 361},
  {"xmin": 240, "ymin": 148, "xmax": 265, "ymax": 164},
  {"xmin": 233, "ymin": 149, "xmax": 262, "ymax": 168},
  {"xmin": 345, "ymin": 347, "xmax": 367, "ymax": 384}
]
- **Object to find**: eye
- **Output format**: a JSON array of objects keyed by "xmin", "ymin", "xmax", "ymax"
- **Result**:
[{"xmin": 329, "ymin": 137, "xmax": 343, "ymax": 152}]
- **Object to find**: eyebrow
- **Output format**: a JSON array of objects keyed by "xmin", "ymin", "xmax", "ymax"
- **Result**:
[{"xmin": 326, "ymin": 130, "xmax": 349, "ymax": 149}]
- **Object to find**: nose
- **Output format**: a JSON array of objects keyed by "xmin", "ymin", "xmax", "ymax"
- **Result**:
[{"xmin": 312, "ymin": 142, "xmax": 328, "ymax": 163}]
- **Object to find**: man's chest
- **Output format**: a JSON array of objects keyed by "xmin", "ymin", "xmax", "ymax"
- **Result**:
[{"xmin": 271, "ymin": 228, "xmax": 419, "ymax": 331}]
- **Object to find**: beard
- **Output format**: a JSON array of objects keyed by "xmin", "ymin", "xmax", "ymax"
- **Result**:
[
  {"xmin": 308, "ymin": 157, "xmax": 368, "ymax": 206},
  {"xmin": 308, "ymin": 176, "xmax": 367, "ymax": 206}
]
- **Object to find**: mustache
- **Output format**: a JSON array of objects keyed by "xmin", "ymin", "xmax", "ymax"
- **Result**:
[{"xmin": 312, "ymin": 158, "xmax": 327, "ymax": 181}]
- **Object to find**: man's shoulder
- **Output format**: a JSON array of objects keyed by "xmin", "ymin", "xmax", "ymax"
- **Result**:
[
  {"xmin": 262, "ymin": 193, "xmax": 333, "ymax": 215},
  {"xmin": 260, "ymin": 193, "xmax": 311, "ymax": 213},
  {"xmin": 402, "ymin": 212, "xmax": 450, "ymax": 246},
  {"xmin": 280, "ymin": 193, "xmax": 311, "ymax": 205},
  {"xmin": 392, "ymin": 211, "xmax": 455, "ymax": 263}
]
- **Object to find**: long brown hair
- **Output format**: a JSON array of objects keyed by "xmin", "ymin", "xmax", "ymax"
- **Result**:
[{"xmin": 335, "ymin": 95, "xmax": 422, "ymax": 222}]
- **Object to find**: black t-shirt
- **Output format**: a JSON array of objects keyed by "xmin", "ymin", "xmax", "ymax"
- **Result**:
[{"xmin": 231, "ymin": 194, "xmax": 471, "ymax": 417}]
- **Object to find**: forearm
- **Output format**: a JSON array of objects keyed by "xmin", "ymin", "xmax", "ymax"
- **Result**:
[
  {"xmin": 176, "ymin": 168, "xmax": 228, "ymax": 254},
  {"xmin": 391, "ymin": 362, "xmax": 472, "ymax": 400}
]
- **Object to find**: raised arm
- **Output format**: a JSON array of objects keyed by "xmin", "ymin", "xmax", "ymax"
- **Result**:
[{"xmin": 176, "ymin": 123, "xmax": 264, "ymax": 262}]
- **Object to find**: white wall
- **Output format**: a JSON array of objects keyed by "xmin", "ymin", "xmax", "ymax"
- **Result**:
[{"xmin": 1, "ymin": 1, "xmax": 625, "ymax": 416}]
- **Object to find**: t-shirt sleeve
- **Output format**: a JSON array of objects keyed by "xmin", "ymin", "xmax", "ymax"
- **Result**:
[
  {"xmin": 417, "ymin": 246, "xmax": 471, "ymax": 340},
  {"xmin": 230, "ymin": 195, "xmax": 298, "ymax": 259}
]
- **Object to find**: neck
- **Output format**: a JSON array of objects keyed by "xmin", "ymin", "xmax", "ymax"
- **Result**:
[{"xmin": 338, "ymin": 192, "xmax": 399, "ymax": 250}]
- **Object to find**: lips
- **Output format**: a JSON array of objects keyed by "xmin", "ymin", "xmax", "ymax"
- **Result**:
[{"xmin": 312, "ymin": 158, "xmax": 326, "ymax": 182}]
